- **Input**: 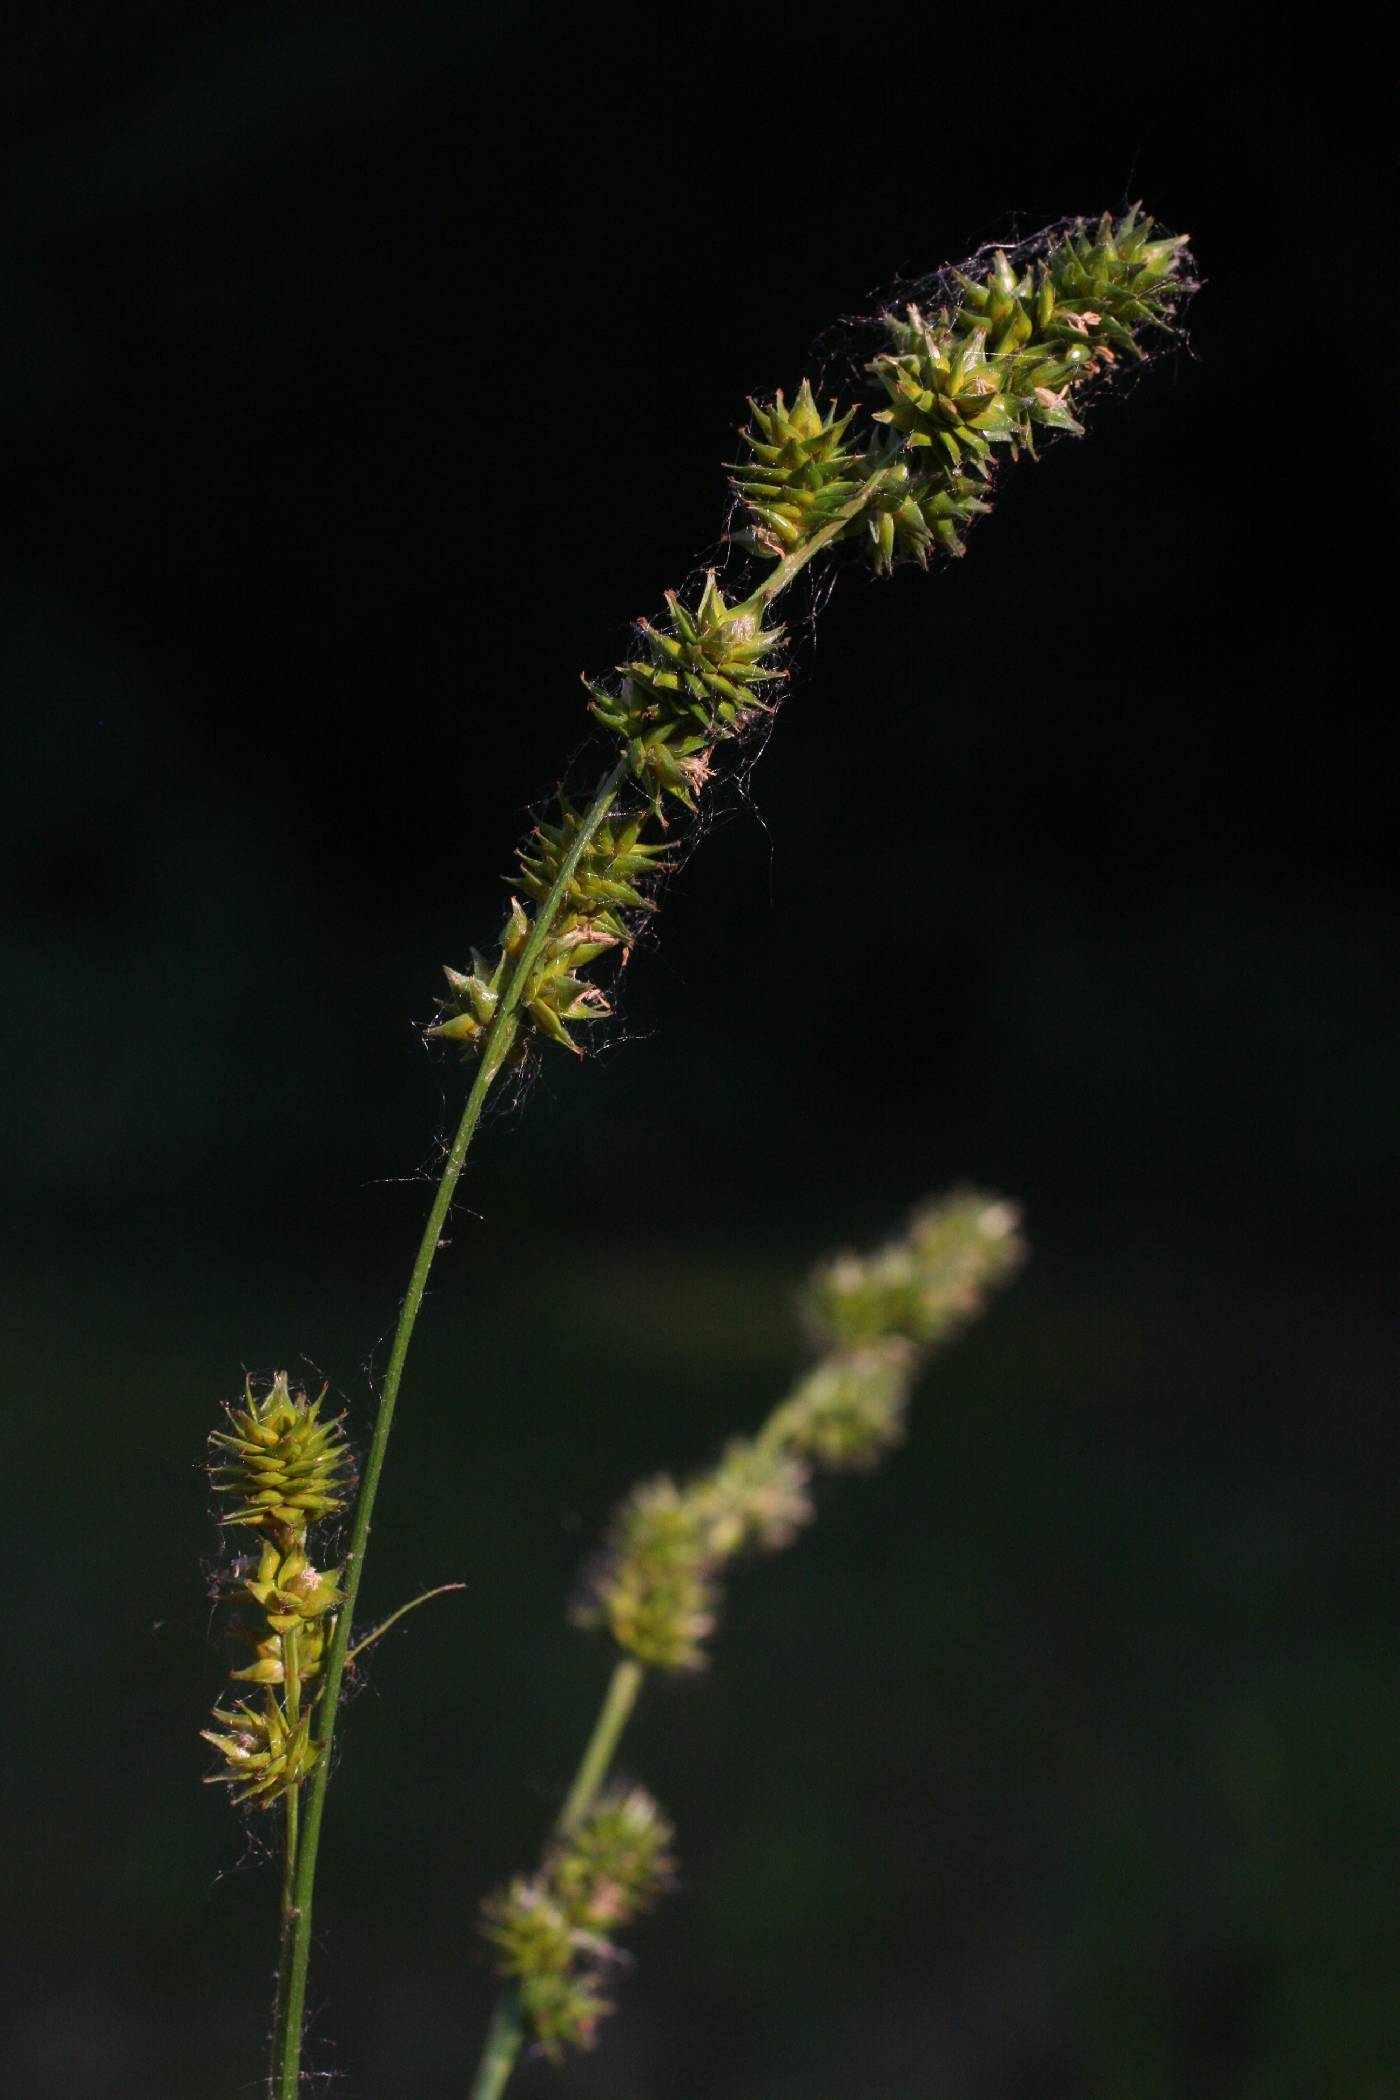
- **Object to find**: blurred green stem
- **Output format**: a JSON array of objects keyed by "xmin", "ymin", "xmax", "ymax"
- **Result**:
[
  {"xmin": 468, "ymin": 1659, "xmax": 645, "ymax": 2100},
  {"xmin": 270, "ymin": 758, "xmax": 627, "ymax": 2099}
]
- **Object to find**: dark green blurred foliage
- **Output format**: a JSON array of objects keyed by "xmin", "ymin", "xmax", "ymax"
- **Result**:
[{"xmin": 2, "ymin": 6, "xmax": 1395, "ymax": 2098}]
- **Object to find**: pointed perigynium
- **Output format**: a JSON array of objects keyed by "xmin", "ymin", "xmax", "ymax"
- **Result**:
[{"xmin": 203, "ymin": 1372, "xmax": 352, "ymax": 1810}]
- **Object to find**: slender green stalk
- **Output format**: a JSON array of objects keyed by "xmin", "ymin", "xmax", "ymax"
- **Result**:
[
  {"xmin": 276, "ymin": 1784, "xmax": 298, "ymax": 2063},
  {"xmin": 345, "ymin": 1582, "xmax": 466, "ymax": 1665},
  {"xmin": 469, "ymin": 1990, "xmax": 527, "ymax": 2100},
  {"xmin": 271, "ymin": 759, "xmax": 627, "ymax": 2097},
  {"xmin": 468, "ymin": 1658, "xmax": 646, "ymax": 2100},
  {"xmin": 559, "ymin": 1658, "xmax": 644, "ymax": 1832}
]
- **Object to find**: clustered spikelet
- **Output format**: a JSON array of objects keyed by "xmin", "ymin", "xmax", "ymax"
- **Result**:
[
  {"xmin": 485, "ymin": 1190, "xmax": 1024, "ymax": 2065},
  {"xmin": 804, "ymin": 1191, "xmax": 1026, "ymax": 1353},
  {"xmin": 728, "ymin": 380, "xmax": 865, "ymax": 557},
  {"xmin": 577, "ymin": 1190, "xmax": 1024, "ymax": 1678},
  {"xmin": 202, "ymin": 1373, "xmax": 352, "ymax": 1807},
  {"xmin": 482, "ymin": 1788, "xmax": 674, "ymax": 2060},
  {"xmin": 432, "ymin": 808, "xmax": 678, "ymax": 1058},
  {"xmin": 850, "ymin": 210, "xmax": 1189, "ymax": 572},
  {"xmin": 209, "ymin": 1372, "xmax": 351, "ymax": 1529},
  {"xmin": 586, "ymin": 572, "xmax": 788, "ymax": 817},
  {"xmin": 433, "ymin": 210, "xmax": 1190, "ymax": 1080}
]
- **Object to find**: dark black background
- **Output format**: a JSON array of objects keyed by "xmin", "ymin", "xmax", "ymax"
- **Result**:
[{"xmin": 4, "ymin": 8, "xmax": 1395, "ymax": 2098}]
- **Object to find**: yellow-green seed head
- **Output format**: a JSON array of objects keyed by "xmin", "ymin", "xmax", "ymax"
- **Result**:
[
  {"xmin": 767, "ymin": 1342, "xmax": 914, "ymax": 1471},
  {"xmin": 805, "ymin": 1190, "xmax": 1024, "ymax": 1351},
  {"xmin": 575, "ymin": 1476, "xmax": 718, "ymax": 1672},
  {"xmin": 209, "ymin": 1372, "xmax": 352, "ymax": 1534},
  {"xmin": 201, "ymin": 1696, "xmax": 320, "ymax": 1808},
  {"xmin": 482, "ymin": 1876, "xmax": 578, "ymax": 1978},
  {"xmin": 729, "ymin": 381, "xmax": 865, "ymax": 557},
  {"xmin": 588, "ymin": 574, "xmax": 787, "ymax": 815},
  {"xmin": 518, "ymin": 1968, "xmax": 614, "ymax": 2062},
  {"xmin": 689, "ymin": 1436, "xmax": 813, "ymax": 1557}
]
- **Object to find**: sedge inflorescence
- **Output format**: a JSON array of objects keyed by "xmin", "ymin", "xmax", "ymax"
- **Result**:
[
  {"xmin": 432, "ymin": 208, "xmax": 1191, "ymax": 1065},
  {"xmin": 483, "ymin": 1189, "xmax": 1024, "ymax": 2061},
  {"xmin": 202, "ymin": 1373, "xmax": 353, "ymax": 1808}
]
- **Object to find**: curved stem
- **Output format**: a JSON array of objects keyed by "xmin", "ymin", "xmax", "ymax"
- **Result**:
[
  {"xmin": 345, "ymin": 1582, "xmax": 466, "ymax": 1666},
  {"xmin": 467, "ymin": 1658, "xmax": 645, "ymax": 2100},
  {"xmin": 271, "ymin": 758, "xmax": 627, "ymax": 2098}
]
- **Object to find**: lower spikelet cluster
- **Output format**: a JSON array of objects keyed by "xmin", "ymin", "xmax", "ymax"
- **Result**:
[
  {"xmin": 482, "ymin": 1788, "xmax": 674, "ymax": 2060},
  {"xmin": 202, "ymin": 1373, "xmax": 352, "ymax": 1808},
  {"xmin": 434, "ymin": 210, "xmax": 1190, "ymax": 1080}
]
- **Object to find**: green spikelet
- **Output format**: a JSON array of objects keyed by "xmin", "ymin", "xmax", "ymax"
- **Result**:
[
  {"xmin": 804, "ymin": 1190, "xmax": 1025, "ymax": 1351},
  {"xmin": 870, "ymin": 313, "xmax": 1021, "ymax": 469},
  {"xmin": 728, "ymin": 380, "xmax": 865, "ymax": 556},
  {"xmin": 432, "ymin": 894, "xmax": 615, "ymax": 1059},
  {"xmin": 209, "ymin": 1372, "xmax": 351, "ymax": 1532},
  {"xmin": 857, "ymin": 208, "xmax": 1192, "ymax": 571},
  {"xmin": 688, "ymin": 1436, "xmax": 813, "ymax": 1556},
  {"xmin": 588, "ymin": 572, "xmax": 787, "ymax": 816},
  {"xmin": 548, "ymin": 1786, "xmax": 675, "ymax": 1933},
  {"xmin": 575, "ymin": 1477, "xmax": 718, "ymax": 1673},
  {"xmin": 434, "ymin": 804, "xmax": 675, "ymax": 1059},
  {"xmin": 767, "ymin": 1342, "xmax": 915, "ymax": 1471},
  {"xmin": 517, "ymin": 804, "xmax": 674, "ymax": 927},
  {"xmin": 201, "ymin": 1698, "xmax": 320, "ymax": 1809},
  {"xmin": 954, "ymin": 205, "xmax": 1191, "ymax": 368}
]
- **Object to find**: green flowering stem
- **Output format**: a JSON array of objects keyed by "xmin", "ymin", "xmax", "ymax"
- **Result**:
[
  {"xmin": 272, "ymin": 759, "xmax": 628, "ymax": 2099},
  {"xmin": 468, "ymin": 1658, "xmax": 646, "ymax": 2100}
]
